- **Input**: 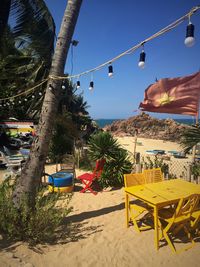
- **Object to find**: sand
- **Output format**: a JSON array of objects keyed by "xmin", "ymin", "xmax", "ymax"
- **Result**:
[{"xmin": 0, "ymin": 137, "xmax": 200, "ymax": 267}]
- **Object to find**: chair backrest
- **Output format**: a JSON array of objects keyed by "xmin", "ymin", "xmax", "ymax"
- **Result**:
[
  {"xmin": 93, "ymin": 159, "xmax": 106, "ymax": 178},
  {"xmin": 60, "ymin": 154, "xmax": 75, "ymax": 170},
  {"xmin": 124, "ymin": 173, "xmax": 145, "ymax": 187},
  {"xmin": 143, "ymin": 168, "xmax": 164, "ymax": 184},
  {"xmin": 175, "ymin": 194, "xmax": 200, "ymax": 219}
]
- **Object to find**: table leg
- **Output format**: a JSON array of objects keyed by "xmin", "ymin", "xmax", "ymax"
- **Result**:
[
  {"xmin": 125, "ymin": 193, "xmax": 129, "ymax": 227},
  {"xmin": 154, "ymin": 206, "xmax": 159, "ymax": 250}
]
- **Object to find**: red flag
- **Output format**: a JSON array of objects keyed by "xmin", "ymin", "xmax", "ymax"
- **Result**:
[{"xmin": 139, "ymin": 72, "xmax": 200, "ymax": 116}]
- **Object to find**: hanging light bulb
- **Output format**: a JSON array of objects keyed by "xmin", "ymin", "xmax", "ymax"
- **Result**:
[
  {"xmin": 76, "ymin": 80, "xmax": 80, "ymax": 89},
  {"xmin": 49, "ymin": 84, "xmax": 53, "ymax": 90},
  {"xmin": 89, "ymin": 81, "xmax": 94, "ymax": 91},
  {"xmin": 184, "ymin": 22, "xmax": 195, "ymax": 47},
  {"xmin": 18, "ymin": 100, "xmax": 21, "ymax": 104},
  {"xmin": 32, "ymin": 95, "xmax": 35, "ymax": 99},
  {"xmin": 108, "ymin": 65, "xmax": 113, "ymax": 77},
  {"xmin": 62, "ymin": 81, "xmax": 66, "ymax": 90},
  {"xmin": 38, "ymin": 92, "xmax": 42, "ymax": 96},
  {"xmin": 24, "ymin": 98, "xmax": 28, "ymax": 102},
  {"xmin": 138, "ymin": 49, "xmax": 146, "ymax": 69}
]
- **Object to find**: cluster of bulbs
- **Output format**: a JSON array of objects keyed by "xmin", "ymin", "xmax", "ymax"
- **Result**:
[
  {"xmin": 0, "ymin": 91, "xmax": 43, "ymax": 108},
  {"xmin": 72, "ymin": 20, "xmax": 196, "ymax": 91},
  {"xmin": 75, "ymin": 64, "xmax": 114, "ymax": 91}
]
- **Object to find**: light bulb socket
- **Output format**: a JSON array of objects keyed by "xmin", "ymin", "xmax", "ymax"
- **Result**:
[
  {"xmin": 108, "ymin": 65, "xmax": 113, "ymax": 76},
  {"xmin": 77, "ymin": 81, "xmax": 80, "ymax": 88},
  {"xmin": 139, "ymin": 51, "xmax": 146, "ymax": 62},
  {"xmin": 186, "ymin": 23, "xmax": 194, "ymax": 38}
]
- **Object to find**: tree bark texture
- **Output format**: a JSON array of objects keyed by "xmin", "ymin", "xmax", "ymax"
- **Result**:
[{"xmin": 13, "ymin": 0, "xmax": 83, "ymax": 206}]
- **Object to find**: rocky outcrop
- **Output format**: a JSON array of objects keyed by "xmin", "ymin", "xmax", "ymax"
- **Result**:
[{"xmin": 103, "ymin": 112, "xmax": 189, "ymax": 141}]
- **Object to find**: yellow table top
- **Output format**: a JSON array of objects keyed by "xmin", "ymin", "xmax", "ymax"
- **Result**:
[{"xmin": 125, "ymin": 179, "xmax": 200, "ymax": 206}]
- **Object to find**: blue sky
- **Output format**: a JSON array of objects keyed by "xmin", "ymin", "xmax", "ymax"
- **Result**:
[{"xmin": 44, "ymin": 0, "xmax": 200, "ymax": 119}]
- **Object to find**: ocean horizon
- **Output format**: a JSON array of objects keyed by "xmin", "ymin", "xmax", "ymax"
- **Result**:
[{"xmin": 95, "ymin": 118, "xmax": 196, "ymax": 129}]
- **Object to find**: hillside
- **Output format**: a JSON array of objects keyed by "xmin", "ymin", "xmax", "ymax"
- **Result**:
[{"xmin": 103, "ymin": 112, "xmax": 189, "ymax": 141}]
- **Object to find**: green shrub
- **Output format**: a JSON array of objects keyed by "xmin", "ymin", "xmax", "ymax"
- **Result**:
[
  {"xmin": 99, "ymin": 148, "xmax": 132, "ymax": 188},
  {"xmin": 87, "ymin": 131, "xmax": 132, "ymax": 188},
  {"xmin": 0, "ymin": 177, "xmax": 72, "ymax": 244}
]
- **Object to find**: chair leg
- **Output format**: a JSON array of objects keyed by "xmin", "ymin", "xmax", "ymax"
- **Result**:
[
  {"xmin": 80, "ymin": 180, "xmax": 97, "ymax": 195},
  {"xmin": 163, "ymin": 231, "xmax": 177, "ymax": 253}
]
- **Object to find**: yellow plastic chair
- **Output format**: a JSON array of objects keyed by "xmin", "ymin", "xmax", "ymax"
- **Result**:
[
  {"xmin": 158, "ymin": 194, "xmax": 199, "ymax": 253},
  {"xmin": 143, "ymin": 168, "xmax": 164, "ymax": 184},
  {"xmin": 124, "ymin": 173, "xmax": 152, "ymax": 232}
]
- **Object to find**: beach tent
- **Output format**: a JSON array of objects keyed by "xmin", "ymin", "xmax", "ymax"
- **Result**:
[{"xmin": 139, "ymin": 71, "xmax": 200, "ymax": 117}]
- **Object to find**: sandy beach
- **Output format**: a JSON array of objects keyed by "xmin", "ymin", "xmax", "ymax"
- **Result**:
[{"xmin": 0, "ymin": 137, "xmax": 200, "ymax": 267}]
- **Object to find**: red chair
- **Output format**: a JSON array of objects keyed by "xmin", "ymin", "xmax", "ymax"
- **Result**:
[{"xmin": 77, "ymin": 159, "xmax": 106, "ymax": 195}]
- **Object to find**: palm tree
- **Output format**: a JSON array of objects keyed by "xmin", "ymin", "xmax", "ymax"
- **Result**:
[
  {"xmin": 13, "ymin": 0, "xmax": 83, "ymax": 207},
  {"xmin": 0, "ymin": 0, "xmax": 55, "ymax": 120},
  {"xmin": 179, "ymin": 125, "xmax": 200, "ymax": 153}
]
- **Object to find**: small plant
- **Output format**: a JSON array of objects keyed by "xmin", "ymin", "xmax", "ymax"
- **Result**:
[{"xmin": 0, "ymin": 177, "xmax": 72, "ymax": 244}]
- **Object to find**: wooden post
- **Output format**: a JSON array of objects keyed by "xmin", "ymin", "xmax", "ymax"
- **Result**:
[{"xmin": 192, "ymin": 112, "xmax": 199, "ymax": 162}]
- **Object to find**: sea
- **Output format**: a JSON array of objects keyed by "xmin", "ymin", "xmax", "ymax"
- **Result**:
[{"xmin": 95, "ymin": 118, "xmax": 195, "ymax": 129}]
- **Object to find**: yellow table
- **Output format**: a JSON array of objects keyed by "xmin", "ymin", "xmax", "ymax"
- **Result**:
[{"xmin": 124, "ymin": 179, "xmax": 200, "ymax": 250}]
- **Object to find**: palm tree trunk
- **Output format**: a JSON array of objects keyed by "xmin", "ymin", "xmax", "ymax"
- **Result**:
[{"xmin": 13, "ymin": 0, "xmax": 82, "ymax": 207}]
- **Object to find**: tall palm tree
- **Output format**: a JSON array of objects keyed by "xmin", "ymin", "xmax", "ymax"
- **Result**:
[{"xmin": 13, "ymin": 0, "xmax": 83, "ymax": 207}]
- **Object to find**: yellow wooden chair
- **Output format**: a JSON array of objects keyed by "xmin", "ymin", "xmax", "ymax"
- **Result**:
[
  {"xmin": 191, "ymin": 195, "xmax": 200, "ymax": 235},
  {"xmin": 158, "ymin": 194, "xmax": 199, "ymax": 253},
  {"xmin": 124, "ymin": 173, "xmax": 153, "ymax": 232},
  {"xmin": 143, "ymin": 168, "xmax": 164, "ymax": 184}
]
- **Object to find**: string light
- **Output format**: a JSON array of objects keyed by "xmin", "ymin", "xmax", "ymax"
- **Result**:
[
  {"xmin": 138, "ymin": 44, "xmax": 146, "ymax": 69},
  {"xmin": 76, "ymin": 80, "xmax": 80, "ymax": 89},
  {"xmin": 38, "ymin": 92, "xmax": 42, "ymax": 96},
  {"xmin": 0, "ymin": 6, "xmax": 199, "ymax": 103},
  {"xmin": 108, "ymin": 65, "xmax": 113, "ymax": 77},
  {"xmin": 32, "ymin": 95, "xmax": 35, "ymax": 99},
  {"xmin": 89, "ymin": 81, "xmax": 94, "ymax": 91},
  {"xmin": 61, "ymin": 81, "xmax": 66, "ymax": 90},
  {"xmin": 89, "ymin": 73, "xmax": 94, "ymax": 91},
  {"xmin": 185, "ymin": 21, "xmax": 195, "ymax": 47}
]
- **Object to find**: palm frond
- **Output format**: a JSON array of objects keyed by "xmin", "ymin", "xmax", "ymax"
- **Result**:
[{"xmin": 179, "ymin": 125, "xmax": 200, "ymax": 153}]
